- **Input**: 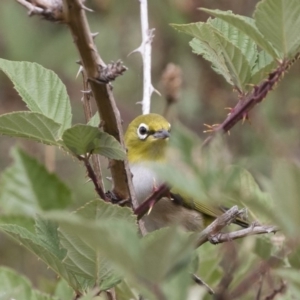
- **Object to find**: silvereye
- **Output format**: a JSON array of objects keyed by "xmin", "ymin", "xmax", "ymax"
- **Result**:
[{"xmin": 125, "ymin": 113, "xmax": 247, "ymax": 232}]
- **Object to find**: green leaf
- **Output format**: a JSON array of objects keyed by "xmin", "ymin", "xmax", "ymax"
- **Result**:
[
  {"xmin": 0, "ymin": 267, "xmax": 32, "ymax": 300},
  {"xmin": 0, "ymin": 148, "xmax": 72, "ymax": 215},
  {"xmin": 0, "ymin": 215, "xmax": 80, "ymax": 291},
  {"xmin": 173, "ymin": 22, "xmax": 252, "ymax": 91},
  {"xmin": 0, "ymin": 267, "xmax": 59, "ymax": 300},
  {"xmin": 75, "ymin": 200, "xmax": 136, "ymax": 223},
  {"xmin": 250, "ymin": 50, "xmax": 277, "ymax": 85},
  {"xmin": 267, "ymin": 161, "xmax": 300, "ymax": 236},
  {"xmin": 201, "ymin": 8, "xmax": 278, "ymax": 58},
  {"xmin": 141, "ymin": 227, "xmax": 195, "ymax": 282},
  {"xmin": 54, "ymin": 279, "xmax": 74, "ymax": 300},
  {"xmin": 0, "ymin": 112, "xmax": 61, "ymax": 146},
  {"xmin": 0, "ymin": 59, "xmax": 72, "ymax": 136},
  {"xmin": 172, "ymin": 23, "xmax": 233, "ymax": 86},
  {"xmin": 56, "ymin": 217, "xmax": 137, "ymax": 290},
  {"xmin": 87, "ymin": 112, "xmax": 100, "ymax": 127},
  {"xmin": 255, "ymin": 0, "xmax": 300, "ymax": 58},
  {"xmin": 62, "ymin": 124, "xmax": 126, "ymax": 160},
  {"xmin": 209, "ymin": 17, "xmax": 258, "ymax": 68},
  {"xmin": 212, "ymin": 29, "xmax": 251, "ymax": 91},
  {"xmin": 288, "ymin": 245, "xmax": 300, "ymax": 269},
  {"xmin": 56, "ymin": 201, "xmax": 137, "ymax": 290}
]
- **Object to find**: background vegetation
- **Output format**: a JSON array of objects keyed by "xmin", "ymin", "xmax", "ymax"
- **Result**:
[{"xmin": 0, "ymin": 0, "xmax": 300, "ymax": 299}]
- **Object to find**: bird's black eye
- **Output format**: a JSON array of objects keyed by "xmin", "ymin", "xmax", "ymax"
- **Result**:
[{"xmin": 137, "ymin": 123, "xmax": 149, "ymax": 140}]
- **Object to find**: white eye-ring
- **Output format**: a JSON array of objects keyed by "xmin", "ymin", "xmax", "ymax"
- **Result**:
[{"xmin": 137, "ymin": 123, "xmax": 149, "ymax": 140}]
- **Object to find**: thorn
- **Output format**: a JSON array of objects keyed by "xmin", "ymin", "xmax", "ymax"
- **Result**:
[
  {"xmin": 81, "ymin": 4, "xmax": 94, "ymax": 12},
  {"xmin": 91, "ymin": 32, "xmax": 99, "ymax": 39},
  {"xmin": 242, "ymin": 113, "xmax": 251, "ymax": 125},
  {"xmin": 128, "ymin": 46, "xmax": 142, "ymax": 57},
  {"xmin": 227, "ymin": 130, "xmax": 230, "ymax": 136},
  {"xmin": 224, "ymin": 107, "xmax": 234, "ymax": 116},
  {"xmin": 81, "ymin": 89, "xmax": 92, "ymax": 94},
  {"xmin": 152, "ymin": 86, "xmax": 161, "ymax": 96},
  {"xmin": 246, "ymin": 83, "xmax": 255, "ymax": 88},
  {"xmin": 106, "ymin": 176, "xmax": 112, "ymax": 182},
  {"xmin": 76, "ymin": 60, "xmax": 82, "ymax": 65},
  {"xmin": 203, "ymin": 123, "xmax": 219, "ymax": 133},
  {"xmin": 147, "ymin": 201, "xmax": 156, "ymax": 215},
  {"xmin": 76, "ymin": 66, "xmax": 83, "ymax": 79},
  {"xmin": 136, "ymin": 101, "xmax": 142, "ymax": 105}
]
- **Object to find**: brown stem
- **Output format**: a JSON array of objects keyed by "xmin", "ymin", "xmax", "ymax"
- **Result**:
[
  {"xmin": 81, "ymin": 70, "xmax": 105, "ymax": 192},
  {"xmin": 62, "ymin": 0, "xmax": 137, "ymax": 207},
  {"xmin": 202, "ymin": 56, "xmax": 300, "ymax": 147},
  {"xmin": 77, "ymin": 155, "xmax": 107, "ymax": 201}
]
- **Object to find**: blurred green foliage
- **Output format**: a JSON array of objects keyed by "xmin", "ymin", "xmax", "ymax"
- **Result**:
[{"xmin": 0, "ymin": 0, "xmax": 300, "ymax": 299}]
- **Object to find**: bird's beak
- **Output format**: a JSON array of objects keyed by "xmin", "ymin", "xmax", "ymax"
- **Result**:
[{"xmin": 153, "ymin": 129, "xmax": 170, "ymax": 139}]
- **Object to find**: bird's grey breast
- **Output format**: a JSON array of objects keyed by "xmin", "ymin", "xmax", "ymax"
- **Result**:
[{"xmin": 130, "ymin": 163, "xmax": 163, "ymax": 204}]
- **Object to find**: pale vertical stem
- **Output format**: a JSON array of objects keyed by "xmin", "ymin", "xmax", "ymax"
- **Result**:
[{"xmin": 139, "ymin": 0, "xmax": 153, "ymax": 115}]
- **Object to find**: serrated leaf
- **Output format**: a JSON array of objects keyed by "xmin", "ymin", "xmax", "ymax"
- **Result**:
[
  {"xmin": 0, "ymin": 112, "xmax": 61, "ymax": 145},
  {"xmin": 209, "ymin": 17, "xmax": 258, "ymax": 68},
  {"xmin": 0, "ymin": 59, "xmax": 72, "ymax": 136},
  {"xmin": 62, "ymin": 124, "xmax": 126, "ymax": 160},
  {"xmin": 0, "ymin": 216, "xmax": 80, "ymax": 291},
  {"xmin": 201, "ymin": 8, "xmax": 278, "ymax": 58},
  {"xmin": 55, "ymin": 216, "xmax": 137, "ymax": 290},
  {"xmin": 87, "ymin": 112, "xmax": 100, "ymax": 127},
  {"xmin": 56, "ymin": 201, "xmax": 136, "ymax": 290},
  {"xmin": 75, "ymin": 200, "xmax": 136, "ymax": 223},
  {"xmin": 172, "ymin": 23, "xmax": 233, "ymax": 86},
  {"xmin": 250, "ymin": 50, "xmax": 277, "ymax": 85},
  {"xmin": 0, "ymin": 148, "xmax": 72, "ymax": 215},
  {"xmin": 173, "ymin": 22, "xmax": 252, "ymax": 91},
  {"xmin": 255, "ymin": 0, "xmax": 300, "ymax": 58},
  {"xmin": 213, "ymin": 29, "xmax": 251, "ymax": 91}
]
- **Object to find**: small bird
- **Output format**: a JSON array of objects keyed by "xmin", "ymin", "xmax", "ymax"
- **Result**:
[{"xmin": 125, "ymin": 113, "xmax": 248, "ymax": 232}]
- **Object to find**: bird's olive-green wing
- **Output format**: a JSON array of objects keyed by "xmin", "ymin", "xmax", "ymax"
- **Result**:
[{"xmin": 170, "ymin": 192, "xmax": 249, "ymax": 228}]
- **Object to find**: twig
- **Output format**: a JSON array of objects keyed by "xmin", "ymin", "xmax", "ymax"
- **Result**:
[
  {"xmin": 229, "ymin": 255, "xmax": 283, "ymax": 299},
  {"xmin": 16, "ymin": 0, "xmax": 64, "ymax": 21},
  {"xmin": 196, "ymin": 207, "xmax": 278, "ymax": 247},
  {"xmin": 211, "ymin": 225, "xmax": 278, "ymax": 244},
  {"xmin": 192, "ymin": 274, "xmax": 214, "ymax": 295},
  {"xmin": 202, "ymin": 55, "xmax": 300, "ymax": 147},
  {"xmin": 77, "ymin": 155, "xmax": 107, "ymax": 201},
  {"xmin": 134, "ymin": 184, "xmax": 169, "ymax": 220},
  {"xmin": 265, "ymin": 280, "xmax": 286, "ymax": 300},
  {"xmin": 80, "ymin": 69, "xmax": 105, "ymax": 193},
  {"xmin": 215, "ymin": 243, "xmax": 239, "ymax": 299},
  {"xmin": 196, "ymin": 206, "xmax": 241, "ymax": 247}
]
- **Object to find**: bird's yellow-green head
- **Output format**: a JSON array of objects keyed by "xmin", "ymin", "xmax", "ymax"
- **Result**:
[{"xmin": 125, "ymin": 113, "xmax": 171, "ymax": 163}]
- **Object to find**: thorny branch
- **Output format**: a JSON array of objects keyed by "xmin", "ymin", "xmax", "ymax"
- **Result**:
[
  {"xmin": 131, "ymin": 0, "xmax": 158, "ymax": 114},
  {"xmin": 16, "ymin": 0, "xmax": 64, "ymax": 21},
  {"xmin": 202, "ymin": 55, "xmax": 300, "ymax": 147},
  {"xmin": 77, "ymin": 155, "xmax": 107, "ymax": 201},
  {"xmin": 16, "ymin": 0, "xmax": 139, "ymax": 209},
  {"xmin": 80, "ymin": 70, "xmax": 105, "ymax": 193},
  {"xmin": 134, "ymin": 184, "xmax": 170, "ymax": 219}
]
